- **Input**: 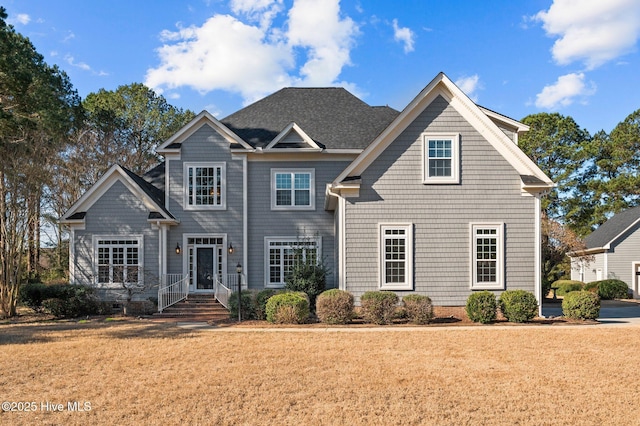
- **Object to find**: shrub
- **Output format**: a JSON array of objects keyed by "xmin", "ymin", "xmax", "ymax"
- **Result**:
[
  {"xmin": 552, "ymin": 280, "xmax": 584, "ymax": 296},
  {"xmin": 498, "ymin": 290, "xmax": 538, "ymax": 323},
  {"xmin": 465, "ymin": 291, "xmax": 497, "ymax": 324},
  {"xmin": 583, "ymin": 282, "xmax": 599, "ymax": 293},
  {"xmin": 402, "ymin": 294, "xmax": 434, "ymax": 325},
  {"xmin": 254, "ymin": 289, "xmax": 279, "ymax": 320},
  {"xmin": 285, "ymin": 257, "xmax": 329, "ymax": 311},
  {"xmin": 316, "ymin": 289, "xmax": 354, "ymax": 324},
  {"xmin": 19, "ymin": 282, "xmax": 50, "ymax": 312},
  {"xmin": 42, "ymin": 284, "xmax": 100, "ymax": 318},
  {"xmin": 228, "ymin": 291, "xmax": 256, "ymax": 320},
  {"xmin": 265, "ymin": 292, "xmax": 310, "ymax": 324},
  {"xmin": 562, "ymin": 291, "xmax": 600, "ymax": 320},
  {"xmin": 360, "ymin": 291, "xmax": 398, "ymax": 325},
  {"xmin": 595, "ymin": 279, "xmax": 629, "ymax": 300}
]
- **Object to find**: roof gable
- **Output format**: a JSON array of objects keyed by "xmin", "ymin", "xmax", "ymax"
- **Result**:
[
  {"xmin": 263, "ymin": 122, "xmax": 323, "ymax": 151},
  {"xmin": 584, "ymin": 206, "xmax": 640, "ymax": 249},
  {"xmin": 332, "ymin": 72, "xmax": 553, "ymax": 191},
  {"xmin": 61, "ymin": 165, "xmax": 176, "ymax": 223},
  {"xmin": 157, "ymin": 110, "xmax": 253, "ymax": 153}
]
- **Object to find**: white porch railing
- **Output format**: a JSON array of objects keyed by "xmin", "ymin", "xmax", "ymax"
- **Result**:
[
  {"xmin": 214, "ymin": 273, "xmax": 247, "ymax": 309},
  {"xmin": 158, "ymin": 274, "xmax": 189, "ymax": 312}
]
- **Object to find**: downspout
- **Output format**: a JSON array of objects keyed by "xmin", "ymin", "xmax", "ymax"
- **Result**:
[
  {"xmin": 535, "ymin": 195, "xmax": 542, "ymax": 317},
  {"xmin": 326, "ymin": 185, "xmax": 345, "ymax": 290},
  {"xmin": 69, "ymin": 228, "xmax": 76, "ymax": 284},
  {"xmin": 243, "ymin": 154, "xmax": 248, "ymax": 288}
]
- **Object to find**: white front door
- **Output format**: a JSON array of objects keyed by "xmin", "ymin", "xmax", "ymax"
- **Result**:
[{"xmin": 193, "ymin": 245, "xmax": 217, "ymax": 292}]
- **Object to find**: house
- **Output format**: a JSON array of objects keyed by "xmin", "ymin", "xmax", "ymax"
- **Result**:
[
  {"xmin": 569, "ymin": 206, "xmax": 640, "ymax": 297},
  {"xmin": 61, "ymin": 72, "xmax": 553, "ymax": 313}
]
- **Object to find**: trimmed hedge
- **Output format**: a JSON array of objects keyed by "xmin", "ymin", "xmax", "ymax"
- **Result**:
[
  {"xmin": 265, "ymin": 292, "xmax": 310, "ymax": 324},
  {"xmin": 254, "ymin": 289, "xmax": 279, "ymax": 320},
  {"xmin": 562, "ymin": 291, "xmax": 600, "ymax": 320},
  {"xmin": 465, "ymin": 291, "xmax": 497, "ymax": 324},
  {"xmin": 360, "ymin": 291, "xmax": 398, "ymax": 325},
  {"xmin": 316, "ymin": 289, "xmax": 354, "ymax": 324},
  {"xmin": 595, "ymin": 279, "xmax": 629, "ymax": 300},
  {"xmin": 552, "ymin": 280, "xmax": 584, "ymax": 296},
  {"xmin": 402, "ymin": 294, "xmax": 434, "ymax": 325},
  {"xmin": 498, "ymin": 290, "xmax": 538, "ymax": 323}
]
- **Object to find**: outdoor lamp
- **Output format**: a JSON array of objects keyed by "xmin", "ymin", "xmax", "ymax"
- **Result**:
[
  {"xmin": 175, "ymin": 243, "xmax": 181, "ymax": 255},
  {"xmin": 228, "ymin": 243, "xmax": 234, "ymax": 254},
  {"xmin": 236, "ymin": 263, "xmax": 243, "ymax": 322}
]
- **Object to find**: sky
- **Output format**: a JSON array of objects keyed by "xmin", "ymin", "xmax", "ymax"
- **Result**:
[{"xmin": 4, "ymin": 0, "xmax": 640, "ymax": 135}]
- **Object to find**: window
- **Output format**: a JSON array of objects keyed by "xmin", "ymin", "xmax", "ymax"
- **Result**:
[
  {"xmin": 265, "ymin": 237, "xmax": 320, "ymax": 287},
  {"xmin": 94, "ymin": 237, "xmax": 142, "ymax": 285},
  {"xmin": 471, "ymin": 223, "xmax": 504, "ymax": 289},
  {"xmin": 184, "ymin": 162, "xmax": 226, "ymax": 210},
  {"xmin": 271, "ymin": 169, "xmax": 315, "ymax": 210},
  {"xmin": 422, "ymin": 133, "xmax": 459, "ymax": 183},
  {"xmin": 379, "ymin": 224, "xmax": 413, "ymax": 290}
]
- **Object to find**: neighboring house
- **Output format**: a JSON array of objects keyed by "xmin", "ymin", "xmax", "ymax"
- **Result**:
[
  {"xmin": 569, "ymin": 206, "xmax": 640, "ymax": 297},
  {"xmin": 61, "ymin": 72, "xmax": 553, "ymax": 312}
]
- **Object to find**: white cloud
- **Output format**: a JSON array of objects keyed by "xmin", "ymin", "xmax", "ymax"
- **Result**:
[
  {"xmin": 15, "ymin": 13, "xmax": 31, "ymax": 25},
  {"xmin": 65, "ymin": 55, "xmax": 91, "ymax": 71},
  {"xmin": 146, "ymin": 0, "xmax": 359, "ymax": 104},
  {"xmin": 455, "ymin": 74, "xmax": 481, "ymax": 102},
  {"xmin": 534, "ymin": 0, "xmax": 640, "ymax": 69},
  {"xmin": 535, "ymin": 72, "xmax": 597, "ymax": 109},
  {"xmin": 391, "ymin": 19, "xmax": 415, "ymax": 53}
]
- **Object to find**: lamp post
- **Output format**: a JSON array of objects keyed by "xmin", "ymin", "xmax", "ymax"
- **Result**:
[{"xmin": 236, "ymin": 263, "xmax": 243, "ymax": 322}]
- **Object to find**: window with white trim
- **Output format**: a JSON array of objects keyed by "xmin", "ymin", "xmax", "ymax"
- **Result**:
[
  {"xmin": 423, "ymin": 133, "xmax": 459, "ymax": 183},
  {"xmin": 379, "ymin": 224, "xmax": 413, "ymax": 290},
  {"xmin": 471, "ymin": 223, "xmax": 504, "ymax": 289},
  {"xmin": 184, "ymin": 162, "xmax": 226, "ymax": 209},
  {"xmin": 271, "ymin": 169, "xmax": 315, "ymax": 210},
  {"xmin": 265, "ymin": 237, "xmax": 320, "ymax": 287},
  {"xmin": 95, "ymin": 237, "xmax": 142, "ymax": 285}
]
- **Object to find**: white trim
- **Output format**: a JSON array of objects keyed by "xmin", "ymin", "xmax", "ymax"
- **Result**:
[
  {"xmin": 183, "ymin": 162, "xmax": 227, "ymax": 210},
  {"xmin": 422, "ymin": 133, "xmax": 460, "ymax": 184},
  {"xmin": 534, "ymin": 196, "xmax": 542, "ymax": 315},
  {"xmin": 478, "ymin": 106, "xmax": 530, "ymax": 133},
  {"xmin": 164, "ymin": 158, "xmax": 170, "ymax": 210},
  {"xmin": 264, "ymin": 236, "xmax": 322, "ymax": 288},
  {"xmin": 333, "ymin": 72, "xmax": 553, "ymax": 190},
  {"xmin": 604, "ymin": 251, "xmax": 609, "ymax": 279},
  {"xmin": 338, "ymin": 196, "xmax": 346, "ymax": 290},
  {"xmin": 69, "ymin": 228, "xmax": 76, "ymax": 284},
  {"xmin": 243, "ymin": 154, "xmax": 248, "ymax": 281},
  {"xmin": 247, "ymin": 152, "xmax": 360, "ymax": 162},
  {"xmin": 631, "ymin": 262, "xmax": 640, "ymax": 299},
  {"xmin": 270, "ymin": 168, "xmax": 316, "ymax": 211},
  {"xmin": 182, "ymin": 233, "xmax": 228, "ymax": 292},
  {"xmin": 469, "ymin": 223, "xmax": 504, "ymax": 290},
  {"xmin": 157, "ymin": 110, "xmax": 253, "ymax": 152},
  {"xmin": 264, "ymin": 122, "xmax": 322, "ymax": 151},
  {"xmin": 378, "ymin": 223, "xmax": 414, "ymax": 291},
  {"xmin": 92, "ymin": 235, "xmax": 144, "ymax": 287}
]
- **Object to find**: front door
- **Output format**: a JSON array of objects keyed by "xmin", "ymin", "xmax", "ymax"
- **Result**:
[{"xmin": 194, "ymin": 245, "xmax": 216, "ymax": 291}]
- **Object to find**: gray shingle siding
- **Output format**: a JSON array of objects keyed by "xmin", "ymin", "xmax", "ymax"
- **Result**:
[
  {"xmin": 74, "ymin": 180, "xmax": 160, "ymax": 301},
  {"xmin": 343, "ymin": 96, "xmax": 536, "ymax": 305},
  {"xmin": 246, "ymin": 160, "xmax": 351, "ymax": 290}
]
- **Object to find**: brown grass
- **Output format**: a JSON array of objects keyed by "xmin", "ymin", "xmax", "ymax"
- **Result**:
[{"xmin": 1, "ymin": 319, "xmax": 639, "ymax": 425}]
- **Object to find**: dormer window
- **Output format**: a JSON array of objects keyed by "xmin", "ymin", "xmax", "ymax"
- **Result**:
[{"xmin": 184, "ymin": 162, "xmax": 226, "ymax": 210}]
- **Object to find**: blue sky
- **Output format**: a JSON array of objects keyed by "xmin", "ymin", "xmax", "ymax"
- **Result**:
[{"xmin": 4, "ymin": 0, "xmax": 640, "ymax": 134}]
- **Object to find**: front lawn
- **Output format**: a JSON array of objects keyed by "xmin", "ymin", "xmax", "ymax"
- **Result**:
[{"xmin": 1, "ymin": 319, "xmax": 638, "ymax": 425}]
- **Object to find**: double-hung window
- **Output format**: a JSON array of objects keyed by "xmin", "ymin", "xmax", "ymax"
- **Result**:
[
  {"xmin": 271, "ymin": 169, "xmax": 315, "ymax": 210},
  {"xmin": 423, "ymin": 133, "xmax": 459, "ymax": 183},
  {"xmin": 95, "ymin": 237, "xmax": 143, "ymax": 285},
  {"xmin": 184, "ymin": 162, "xmax": 226, "ymax": 210},
  {"xmin": 470, "ymin": 223, "xmax": 504, "ymax": 289},
  {"xmin": 265, "ymin": 237, "xmax": 320, "ymax": 287},
  {"xmin": 379, "ymin": 224, "xmax": 413, "ymax": 290}
]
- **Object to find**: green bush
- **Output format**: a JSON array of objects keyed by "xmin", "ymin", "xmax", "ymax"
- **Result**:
[
  {"xmin": 498, "ymin": 290, "xmax": 538, "ymax": 323},
  {"xmin": 583, "ymin": 282, "xmax": 599, "ymax": 293},
  {"xmin": 360, "ymin": 291, "xmax": 398, "ymax": 325},
  {"xmin": 402, "ymin": 294, "xmax": 434, "ymax": 325},
  {"xmin": 19, "ymin": 282, "xmax": 50, "ymax": 312},
  {"xmin": 562, "ymin": 291, "xmax": 600, "ymax": 320},
  {"xmin": 285, "ymin": 257, "xmax": 329, "ymax": 311},
  {"xmin": 465, "ymin": 291, "xmax": 497, "ymax": 324},
  {"xmin": 228, "ymin": 291, "xmax": 256, "ymax": 320},
  {"xmin": 595, "ymin": 279, "xmax": 629, "ymax": 300},
  {"xmin": 552, "ymin": 280, "xmax": 584, "ymax": 296},
  {"xmin": 41, "ymin": 284, "xmax": 101, "ymax": 318},
  {"xmin": 254, "ymin": 289, "xmax": 279, "ymax": 320},
  {"xmin": 265, "ymin": 292, "xmax": 310, "ymax": 324},
  {"xmin": 316, "ymin": 289, "xmax": 354, "ymax": 324}
]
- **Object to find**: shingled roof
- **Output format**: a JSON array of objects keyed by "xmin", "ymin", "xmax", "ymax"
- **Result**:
[
  {"xmin": 584, "ymin": 205, "xmax": 640, "ymax": 249},
  {"xmin": 221, "ymin": 87, "xmax": 399, "ymax": 149}
]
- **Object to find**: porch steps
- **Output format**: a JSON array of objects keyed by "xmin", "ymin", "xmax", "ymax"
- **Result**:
[{"xmin": 153, "ymin": 295, "xmax": 230, "ymax": 322}]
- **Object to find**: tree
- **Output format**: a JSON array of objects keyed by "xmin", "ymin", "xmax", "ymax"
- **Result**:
[{"xmin": 0, "ymin": 8, "xmax": 81, "ymax": 317}]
